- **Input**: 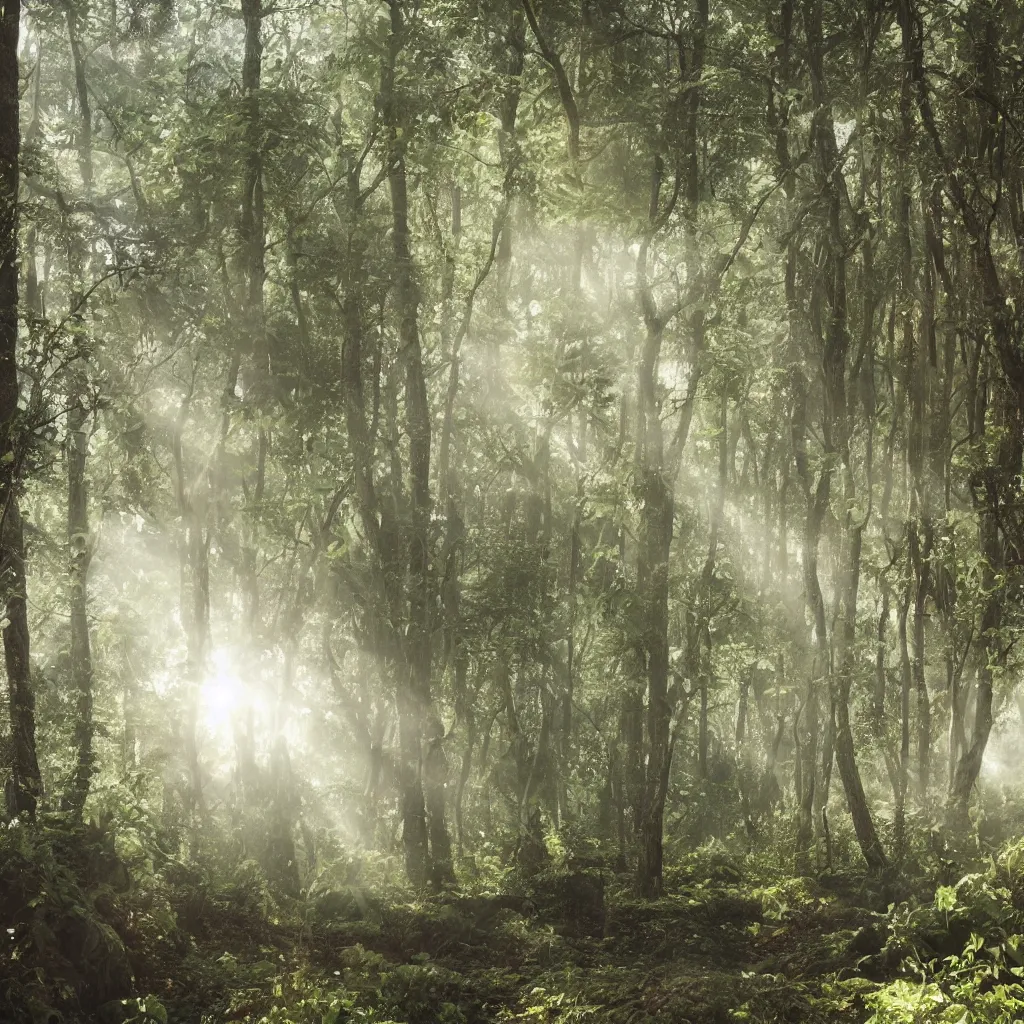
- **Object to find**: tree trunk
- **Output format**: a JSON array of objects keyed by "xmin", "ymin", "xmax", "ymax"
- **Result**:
[
  {"xmin": 391, "ymin": 148, "xmax": 448, "ymax": 884},
  {"xmin": 633, "ymin": 214, "xmax": 672, "ymax": 892},
  {"xmin": 66, "ymin": 396, "xmax": 93, "ymax": 814},
  {"xmin": 454, "ymin": 694, "xmax": 474, "ymax": 860},
  {"xmin": 267, "ymin": 735, "xmax": 300, "ymax": 896},
  {"xmin": 631, "ymin": 0, "xmax": 709, "ymax": 893},
  {"xmin": 802, "ymin": 0, "xmax": 887, "ymax": 872},
  {"xmin": 171, "ymin": 405, "xmax": 210, "ymax": 843},
  {"xmin": 0, "ymin": 0, "xmax": 41, "ymax": 820},
  {"xmin": 63, "ymin": 1, "xmax": 96, "ymax": 819},
  {"xmin": 382, "ymin": 2, "xmax": 454, "ymax": 885},
  {"xmin": 948, "ymin": 385, "xmax": 1019, "ymax": 823},
  {"xmin": 896, "ymin": 586, "xmax": 911, "ymax": 848},
  {"xmin": 832, "ymin": 513, "xmax": 887, "ymax": 870},
  {"xmin": 634, "ymin": 430, "xmax": 673, "ymax": 898}
]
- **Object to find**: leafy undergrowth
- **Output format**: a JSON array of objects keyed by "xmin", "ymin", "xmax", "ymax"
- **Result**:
[
  {"xmin": 137, "ymin": 863, "xmax": 876, "ymax": 1024},
  {"xmin": 6, "ymin": 829, "xmax": 1024, "ymax": 1023},
  {"xmin": 862, "ymin": 838, "xmax": 1024, "ymax": 1024}
]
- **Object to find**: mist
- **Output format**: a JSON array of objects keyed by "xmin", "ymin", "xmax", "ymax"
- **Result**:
[{"xmin": 3, "ymin": 1, "xmax": 1024, "ymax": 1022}]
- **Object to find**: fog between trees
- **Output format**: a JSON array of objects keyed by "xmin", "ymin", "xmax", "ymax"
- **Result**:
[{"xmin": 4, "ymin": 2, "xmax": 1024, "ymax": 1023}]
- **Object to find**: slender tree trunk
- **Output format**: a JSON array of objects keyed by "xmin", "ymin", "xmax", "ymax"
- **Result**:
[
  {"xmin": 240, "ymin": 0, "xmax": 302, "ymax": 887},
  {"xmin": 695, "ymin": 390, "xmax": 727, "ymax": 840},
  {"xmin": 123, "ymin": 657, "xmax": 138, "ymax": 776},
  {"xmin": 797, "ymin": 499, "xmax": 826, "ymax": 872},
  {"xmin": 832, "ymin": 510, "xmax": 886, "ymax": 868},
  {"xmin": 0, "ymin": 0, "xmax": 41, "ymax": 820},
  {"xmin": 633, "ymin": 285, "xmax": 673, "ymax": 895},
  {"xmin": 872, "ymin": 580, "xmax": 901, "ymax": 805},
  {"xmin": 66, "ymin": 396, "xmax": 93, "ymax": 813},
  {"xmin": 454, "ymin": 680, "xmax": 474, "ymax": 860},
  {"xmin": 790, "ymin": 299, "xmax": 823, "ymax": 871},
  {"xmin": 896, "ymin": 586, "xmax": 911, "ymax": 849},
  {"xmin": 802, "ymin": 0, "xmax": 887, "ymax": 871},
  {"xmin": 171, "ymin": 402, "xmax": 210, "ymax": 844},
  {"xmin": 63, "ymin": 1, "xmax": 97, "ymax": 819},
  {"xmin": 736, "ymin": 673, "xmax": 755, "ymax": 836},
  {"xmin": 337, "ymin": 183, "xmax": 419, "ymax": 878},
  {"xmin": 911, "ymin": 536, "xmax": 931, "ymax": 806},
  {"xmin": 390, "ymin": 164, "xmax": 444, "ymax": 883},
  {"xmin": 631, "ymin": 0, "xmax": 709, "ymax": 894},
  {"xmin": 381, "ymin": 2, "xmax": 454, "ymax": 886},
  {"xmin": 948, "ymin": 385, "xmax": 1019, "ymax": 823},
  {"xmin": 698, "ymin": 670, "xmax": 709, "ymax": 783},
  {"xmin": 494, "ymin": 14, "xmax": 524, "ymax": 321}
]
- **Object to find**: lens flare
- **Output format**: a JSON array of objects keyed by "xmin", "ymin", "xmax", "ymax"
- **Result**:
[{"xmin": 199, "ymin": 649, "xmax": 245, "ymax": 735}]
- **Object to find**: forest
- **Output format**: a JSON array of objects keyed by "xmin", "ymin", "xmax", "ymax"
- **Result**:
[{"xmin": 3, "ymin": 0, "xmax": 1024, "ymax": 1020}]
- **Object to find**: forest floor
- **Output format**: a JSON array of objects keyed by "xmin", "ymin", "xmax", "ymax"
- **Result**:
[
  {"xmin": 145, "ymin": 858, "xmax": 891, "ymax": 1024},
  {"xmin": 11, "ymin": 822, "xmax": 1020, "ymax": 1024}
]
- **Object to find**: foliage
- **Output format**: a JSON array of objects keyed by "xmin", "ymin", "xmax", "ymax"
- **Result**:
[
  {"xmin": 3, "ymin": 0, "xmax": 1024, "ymax": 1019},
  {"xmin": 865, "ymin": 840, "xmax": 1024, "ymax": 1024}
]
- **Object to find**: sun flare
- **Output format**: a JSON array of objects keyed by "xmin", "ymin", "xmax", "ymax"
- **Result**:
[{"xmin": 198, "ymin": 649, "xmax": 246, "ymax": 735}]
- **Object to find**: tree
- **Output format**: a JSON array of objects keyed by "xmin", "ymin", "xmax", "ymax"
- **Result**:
[{"xmin": 1, "ymin": 0, "xmax": 40, "ymax": 819}]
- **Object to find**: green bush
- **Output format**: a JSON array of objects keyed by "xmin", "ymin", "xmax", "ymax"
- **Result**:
[{"xmin": 866, "ymin": 839, "xmax": 1024, "ymax": 1024}]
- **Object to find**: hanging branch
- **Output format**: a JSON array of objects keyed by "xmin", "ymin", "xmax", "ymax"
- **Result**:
[{"xmin": 521, "ymin": 0, "xmax": 581, "ymax": 166}]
